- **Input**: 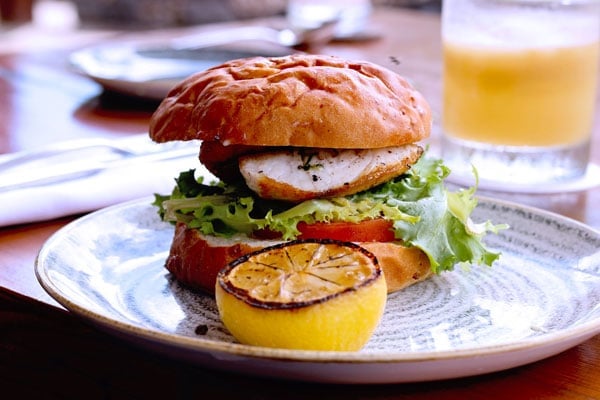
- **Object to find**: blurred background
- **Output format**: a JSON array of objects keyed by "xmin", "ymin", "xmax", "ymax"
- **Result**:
[{"xmin": 0, "ymin": 0, "xmax": 440, "ymax": 30}]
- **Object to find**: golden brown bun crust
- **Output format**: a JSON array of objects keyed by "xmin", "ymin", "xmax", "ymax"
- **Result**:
[
  {"xmin": 360, "ymin": 242, "xmax": 432, "ymax": 292},
  {"xmin": 149, "ymin": 54, "xmax": 431, "ymax": 148},
  {"xmin": 165, "ymin": 223, "xmax": 269, "ymax": 294},
  {"xmin": 165, "ymin": 223, "xmax": 432, "ymax": 295}
]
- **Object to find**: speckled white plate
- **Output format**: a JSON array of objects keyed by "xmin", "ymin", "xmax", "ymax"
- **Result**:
[{"xmin": 35, "ymin": 196, "xmax": 600, "ymax": 384}]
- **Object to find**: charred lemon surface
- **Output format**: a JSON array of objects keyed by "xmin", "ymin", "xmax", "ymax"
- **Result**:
[{"xmin": 215, "ymin": 239, "xmax": 387, "ymax": 351}]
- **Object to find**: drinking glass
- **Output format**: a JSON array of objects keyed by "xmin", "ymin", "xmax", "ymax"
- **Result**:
[
  {"xmin": 286, "ymin": 0, "xmax": 372, "ymax": 38},
  {"xmin": 441, "ymin": 0, "xmax": 600, "ymax": 187}
]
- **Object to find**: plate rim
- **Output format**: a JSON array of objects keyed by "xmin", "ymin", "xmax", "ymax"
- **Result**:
[
  {"xmin": 68, "ymin": 42, "xmax": 300, "ymax": 100},
  {"xmin": 34, "ymin": 195, "xmax": 600, "ymax": 366}
]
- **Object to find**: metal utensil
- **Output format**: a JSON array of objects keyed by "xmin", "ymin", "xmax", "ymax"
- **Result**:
[
  {"xmin": 0, "ymin": 137, "xmax": 198, "ymax": 192},
  {"xmin": 69, "ymin": 19, "xmax": 338, "ymax": 90},
  {"xmin": 168, "ymin": 19, "xmax": 339, "ymax": 51}
]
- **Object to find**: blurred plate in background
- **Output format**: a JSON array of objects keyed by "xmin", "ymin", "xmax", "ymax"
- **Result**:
[{"xmin": 70, "ymin": 42, "xmax": 296, "ymax": 100}]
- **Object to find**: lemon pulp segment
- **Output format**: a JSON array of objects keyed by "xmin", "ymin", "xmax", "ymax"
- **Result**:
[{"xmin": 215, "ymin": 239, "xmax": 387, "ymax": 351}]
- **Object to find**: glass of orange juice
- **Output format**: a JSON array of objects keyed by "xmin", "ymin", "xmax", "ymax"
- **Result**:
[{"xmin": 441, "ymin": 0, "xmax": 600, "ymax": 188}]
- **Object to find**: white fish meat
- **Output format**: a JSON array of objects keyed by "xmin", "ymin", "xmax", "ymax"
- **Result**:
[{"xmin": 239, "ymin": 145, "xmax": 423, "ymax": 202}]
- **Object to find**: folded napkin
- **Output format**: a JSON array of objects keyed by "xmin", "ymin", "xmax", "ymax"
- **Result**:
[{"xmin": 0, "ymin": 135, "xmax": 206, "ymax": 227}]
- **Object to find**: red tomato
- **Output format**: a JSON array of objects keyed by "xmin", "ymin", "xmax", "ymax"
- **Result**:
[{"xmin": 297, "ymin": 219, "xmax": 395, "ymax": 242}]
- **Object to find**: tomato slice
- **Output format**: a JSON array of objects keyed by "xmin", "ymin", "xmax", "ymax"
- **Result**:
[{"xmin": 297, "ymin": 219, "xmax": 395, "ymax": 242}]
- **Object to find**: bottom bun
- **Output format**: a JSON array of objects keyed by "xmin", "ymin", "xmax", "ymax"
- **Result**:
[{"xmin": 165, "ymin": 223, "xmax": 432, "ymax": 294}]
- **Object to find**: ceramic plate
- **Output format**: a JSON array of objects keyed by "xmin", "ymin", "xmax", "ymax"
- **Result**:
[
  {"xmin": 70, "ymin": 43, "xmax": 295, "ymax": 100},
  {"xmin": 35, "ymin": 196, "xmax": 600, "ymax": 384}
]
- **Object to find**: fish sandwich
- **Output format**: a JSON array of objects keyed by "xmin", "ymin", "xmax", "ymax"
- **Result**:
[{"xmin": 150, "ymin": 54, "xmax": 501, "ymax": 294}]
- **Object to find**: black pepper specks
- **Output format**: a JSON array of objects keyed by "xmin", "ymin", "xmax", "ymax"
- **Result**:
[{"xmin": 195, "ymin": 324, "xmax": 209, "ymax": 335}]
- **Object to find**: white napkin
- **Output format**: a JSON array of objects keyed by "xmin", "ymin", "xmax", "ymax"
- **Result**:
[{"xmin": 0, "ymin": 135, "xmax": 207, "ymax": 227}]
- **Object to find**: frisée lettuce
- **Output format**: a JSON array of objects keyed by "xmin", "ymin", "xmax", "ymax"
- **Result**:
[{"xmin": 153, "ymin": 155, "xmax": 506, "ymax": 274}]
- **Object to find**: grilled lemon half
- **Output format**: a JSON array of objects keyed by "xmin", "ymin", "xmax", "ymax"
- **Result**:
[{"xmin": 215, "ymin": 239, "xmax": 387, "ymax": 351}]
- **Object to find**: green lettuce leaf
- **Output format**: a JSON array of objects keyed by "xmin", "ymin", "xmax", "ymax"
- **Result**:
[{"xmin": 154, "ymin": 156, "xmax": 506, "ymax": 274}]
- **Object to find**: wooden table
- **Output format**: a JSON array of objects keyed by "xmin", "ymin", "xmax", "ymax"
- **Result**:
[{"xmin": 1, "ymin": 7, "xmax": 599, "ymax": 398}]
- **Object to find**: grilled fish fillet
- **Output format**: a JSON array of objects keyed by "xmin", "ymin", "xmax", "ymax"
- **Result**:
[{"xmin": 239, "ymin": 145, "xmax": 423, "ymax": 202}]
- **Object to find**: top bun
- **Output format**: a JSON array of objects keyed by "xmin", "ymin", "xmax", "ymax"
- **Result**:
[{"xmin": 149, "ymin": 54, "xmax": 431, "ymax": 148}]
